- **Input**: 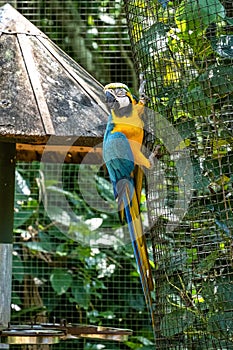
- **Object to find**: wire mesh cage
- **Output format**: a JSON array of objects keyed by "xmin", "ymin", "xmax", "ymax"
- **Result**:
[
  {"xmin": 11, "ymin": 161, "xmax": 154, "ymax": 350},
  {"xmin": 0, "ymin": 0, "xmax": 134, "ymax": 87},
  {"xmin": 1, "ymin": 0, "xmax": 233, "ymax": 349},
  {"xmin": 124, "ymin": 0, "xmax": 233, "ymax": 349},
  {"xmin": 0, "ymin": 1, "xmax": 156, "ymax": 349}
]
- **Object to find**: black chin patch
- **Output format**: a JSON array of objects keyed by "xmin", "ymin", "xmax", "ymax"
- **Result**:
[{"xmin": 105, "ymin": 91, "xmax": 133, "ymax": 117}]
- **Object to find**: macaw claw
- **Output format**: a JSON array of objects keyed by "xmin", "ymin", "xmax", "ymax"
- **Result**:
[
  {"xmin": 139, "ymin": 72, "xmax": 150, "ymax": 102},
  {"xmin": 149, "ymin": 145, "xmax": 161, "ymax": 168}
]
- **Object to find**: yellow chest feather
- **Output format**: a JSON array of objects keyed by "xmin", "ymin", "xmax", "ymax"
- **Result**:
[{"xmin": 111, "ymin": 104, "xmax": 144, "ymax": 143}]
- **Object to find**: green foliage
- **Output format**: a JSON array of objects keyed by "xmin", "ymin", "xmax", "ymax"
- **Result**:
[
  {"xmin": 136, "ymin": 0, "xmax": 233, "ymax": 118},
  {"xmin": 12, "ymin": 163, "xmax": 154, "ymax": 349},
  {"xmin": 175, "ymin": 0, "xmax": 225, "ymax": 35},
  {"xmin": 160, "ymin": 309, "xmax": 196, "ymax": 337},
  {"xmin": 126, "ymin": 0, "xmax": 233, "ymax": 347},
  {"xmin": 50, "ymin": 269, "xmax": 73, "ymax": 295}
]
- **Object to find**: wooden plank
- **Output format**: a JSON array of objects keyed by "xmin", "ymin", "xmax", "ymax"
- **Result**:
[
  {"xmin": 38, "ymin": 36, "xmax": 108, "ymax": 114},
  {"xmin": 17, "ymin": 33, "xmax": 55, "ymax": 135},
  {"xmin": 16, "ymin": 143, "xmax": 103, "ymax": 164},
  {"xmin": 16, "ymin": 143, "xmax": 102, "ymax": 153},
  {"xmin": 0, "ymin": 35, "xmax": 45, "ymax": 138},
  {"xmin": 30, "ymin": 36, "xmax": 107, "ymax": 138}
]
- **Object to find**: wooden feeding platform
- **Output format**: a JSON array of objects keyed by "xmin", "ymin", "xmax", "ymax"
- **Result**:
[
  {"xmin": 0, "ymin": 2, "xmax": 109, "ymax": 335},
  {"xmin": 0, "ymin": 3, "xmax": 108, "ymax": 164}
]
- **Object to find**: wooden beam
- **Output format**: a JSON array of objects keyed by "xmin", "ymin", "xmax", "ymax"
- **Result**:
[{"xmin": 16, "ymin": 143, "xmax": 103, "ymax": 164}]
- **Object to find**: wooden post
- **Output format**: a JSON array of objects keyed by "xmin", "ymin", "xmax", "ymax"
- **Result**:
[
  {"xmin": 0, "ymin": 143, "xmax": 16, "ymax": 330},
  {"xmin": 0, "ymin": 245, "xmax": 12, "ymax": 329}
]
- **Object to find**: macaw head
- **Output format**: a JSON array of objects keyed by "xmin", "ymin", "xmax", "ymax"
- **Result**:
[{"xmin": 104, "ymin": 83, "xmax": 135, "ymax": 117}]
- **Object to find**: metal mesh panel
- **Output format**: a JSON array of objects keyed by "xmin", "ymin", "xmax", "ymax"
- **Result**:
[
  {"xmin": 124, "ymin": 0, "xmax": 233, "ymax": 349},
  {"xmin": 0, "ymin": 0, "xmax": 135, "ymax": 87},
  {"xmin": 0, "ymin": 1, "xmax": 156, "ymax": 348},
  {"xmin": 11, "ymin": 162, "xmax": 153, "ymax": 349}
]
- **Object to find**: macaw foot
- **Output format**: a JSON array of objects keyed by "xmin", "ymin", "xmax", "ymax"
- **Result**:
[
  {"xmin": 149, "ymin": 145, "xmax": 161, "ymax": 168},
  {"xmin": 139, "ymin": 72, "xmax": 150, "ymax": 102}
]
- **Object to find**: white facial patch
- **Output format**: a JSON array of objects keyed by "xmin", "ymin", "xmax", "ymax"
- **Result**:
[
  {"xmin": 117, "ymin": 95, "xmax": 131, "ymax": 109},
  {"xmin": 112, "ymin": 87, "xmax": 131, "ymax": 109}
]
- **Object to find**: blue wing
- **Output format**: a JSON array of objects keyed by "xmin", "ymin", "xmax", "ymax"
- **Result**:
[{"xmin": 103, "ymin": 129, "xmax": 135, "ymax": 202}]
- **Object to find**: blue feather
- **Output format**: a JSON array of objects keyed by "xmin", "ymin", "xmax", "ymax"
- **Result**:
[{"xmin": 103, "ymin": 117, "xmax": 134, "ymax": 190}]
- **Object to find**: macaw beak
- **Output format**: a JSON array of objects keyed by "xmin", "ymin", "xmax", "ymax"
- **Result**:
[{"xmin": 105, "ymin": 90, "xmax": 118, "ymax": 109}]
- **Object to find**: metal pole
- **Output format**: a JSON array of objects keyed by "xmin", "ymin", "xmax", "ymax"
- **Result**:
[{"xmin": 0, "ymin": 142, "xmax": 16, "ymax": 330}]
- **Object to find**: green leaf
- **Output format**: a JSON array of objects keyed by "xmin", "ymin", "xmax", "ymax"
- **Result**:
[
  {"xmin": 96, "ymin": 176, "xmax": 115, "ymax": 202},
  {"xmin": 71, "ymin": 280, "xmax": 90, "ymax": 309},
  {"xmin": 38, "ymin": 232, "xmax": 54, "ymax": 251},
  {"xmin": 137, "ymin": 22, "xmax": 169, "ymax": 57},
  {"xmin": 14, "ymin": 208, "xmax": 34, "ymax": 229},
  {"xmin": 14, "ymin": 170, "xmax": 37, "ymax": 228},
  {"xmin": 215, "ymin": 219, "xmax": 231, "ymax": 236},
  {"xmin": 68, "ymin": 221, "xmax": 92, "ymax": 242},
  {"xmin": 207, "ymin": 311, "xmax": 233, "ymax": 336},
  {"xmin": 25, "ymin": 232, "xmax": 54, "ymax": 253},
  {"xmin": 127, "ymin": 291, "xmax": 145, "ymax": 311},
  {"xmin": 46, "ymin": 206, "xmax": 71, "ymax": 227},
  {"xmin": 25, "ymin": 241, "xmax": 50, "ymax": 253},
  {"xmin": 226, "ymin": 17, "xmax": 233, "ymax": 25},
  {"xmin": 160, "ymin": 309, "xmax": 195, "ymax": 336},
  {"xmin": 192, "ymin": 159, "xmax": 210, "ymax": 191},
  {"xmin": 166, "ymin": 249, "xmax": 189, "ymax": 273},
  {"xmin": 87, "ymin": 309, "xmax": 100, "ymax": 323},
  {"xmin": 215, "ymin": 282, "xmax": 233, "ymax": 311},
  {"xmin": 199, "ymin": 65, "xmax": 233, "ymax": 96},
  {"xmin": 176, "ymin": 0, "xmax": 225, "ymax": 35},
  {"xmin": 176, "ymin": 119, "xmax": 196, "ymax": 139},
  {"xmin": 15, "ymin": 170, "xmax": 31, "ymax": 196},
  {"xmin": 11, "ymin": 291, "xmax": 22, "ymax": 305},
  {"xmin": 183, "ymin": 86, "xmax": 213, "ymax": 117},
  {"xmin": 98, "ymin": 310, "xmax": 115, "ymax": 320},
  {"xmin": 196, "ymin": 251, "xmax": 219, "ymax": 274},
  {"xmin": 50, "ymin": 268, "xmax": 73, "ymax": 295},
  {"xmin": 134, "ymin": 336, "xmax": 154, "ymax": 346}
]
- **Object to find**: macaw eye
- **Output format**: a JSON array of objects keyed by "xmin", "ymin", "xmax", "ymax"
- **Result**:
[{"xmin": 115, "ymin": 88, "xmax": 127, "ymax": 97}]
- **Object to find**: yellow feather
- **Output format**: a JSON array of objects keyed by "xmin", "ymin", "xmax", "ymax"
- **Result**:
[
  {"xmin": 104, "ymin": 82, "xmax": 130, "ymax": 91},
  {"xmin": 125, "ymin": 186, "xmax": 154, "ymax": 292}
]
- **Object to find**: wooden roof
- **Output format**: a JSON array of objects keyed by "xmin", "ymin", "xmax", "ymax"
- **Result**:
[{"xmin": 0, "ymin": 3, "xmax": 108, "ymax": 162}]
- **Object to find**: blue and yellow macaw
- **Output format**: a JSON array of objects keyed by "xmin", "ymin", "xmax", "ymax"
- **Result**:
[{"xmin": 103, "ymin": 81, "xmax": 155, "ymax": 331}]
